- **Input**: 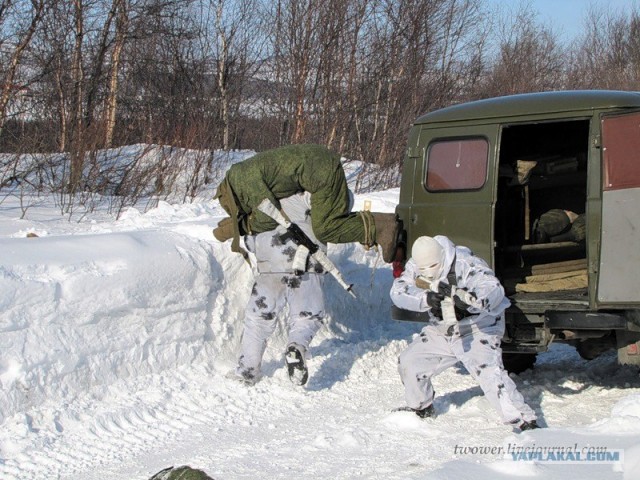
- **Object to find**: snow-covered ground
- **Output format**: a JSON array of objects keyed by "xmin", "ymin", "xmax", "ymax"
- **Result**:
[{"xmin": 0, "ymin": 153, "xmax": 639, "ymax": 479}]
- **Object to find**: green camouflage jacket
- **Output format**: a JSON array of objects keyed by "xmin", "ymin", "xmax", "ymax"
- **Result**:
[{"xmin": 215, "ymin": 144, "xmax": 374, "ymax": 255}]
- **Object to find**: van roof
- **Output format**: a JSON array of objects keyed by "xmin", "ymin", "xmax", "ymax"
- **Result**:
[{"xmin": 415, "ymin": 90, "xmax": 640, "ymax": 124}]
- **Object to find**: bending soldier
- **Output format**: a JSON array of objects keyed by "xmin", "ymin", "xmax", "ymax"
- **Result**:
[{"xmin": 213, "ymin": 144, "xmax": 398, "ymax": 262}]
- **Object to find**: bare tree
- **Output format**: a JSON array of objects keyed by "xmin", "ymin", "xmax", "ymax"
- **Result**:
[
  {"xmin": 567, "ymin": 5, "xmax": 640, "ymax": 91},
  {"xmin": 348, "ymin": 0, "xmax": 484, "ymax": 171},
  {"xmin": 264, "ymin": 0, "xmax": 324, "ymax": 144},
  {"xmin": 193, "ymin": 0, "xmax": 263, "ymax": 150},
  {"xmin": 104, "ymin": 0, "xmax": 128, "ymax": 147},
  {"xmin": 31, "ymin": 0, "xmax": 74, "ymax": 153},
  {"xmin": 0, "ymin": 0, "xmax": 47, "ymax": 135},
  {"xmin": 478, "ymin": 2, "xmax": 565, "ymax": 97},
  {"xmin": 326, "ymin": 0, "xmax": 370, "ymax": 152},
  {"xmin": 83, "ymin": 0, "xmax": 118, "ymax": 138},
  {"xmin": 213, "ymin": 0, "xmax": 235, "ymax": 149}
]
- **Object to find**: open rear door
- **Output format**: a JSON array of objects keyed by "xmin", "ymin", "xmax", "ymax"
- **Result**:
[{"xmin": 598, "ymin": 111, "xmax": 640, "ymax": 304}]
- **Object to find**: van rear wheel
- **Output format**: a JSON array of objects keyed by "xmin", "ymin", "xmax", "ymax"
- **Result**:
[{"xmin": 502, "ymin": 352, "xmax": 537, "ymax": 374}]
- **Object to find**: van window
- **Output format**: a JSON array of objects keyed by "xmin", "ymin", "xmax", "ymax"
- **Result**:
[
  {"xmin": 602, "ymin": 112, "xmax": 640, "ymax": 190},
  {"xmin": 426, "ymin": 138, "xmax": 488, "ymax": 191}
]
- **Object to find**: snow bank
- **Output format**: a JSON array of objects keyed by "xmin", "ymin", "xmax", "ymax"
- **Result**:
[
  {"xmin": 0, "ymin": 191, "xmax": 398, "ymax": 424},
  {"xmin": 0, "ymin": 231, "xmax": 217, "ymax": 421}
]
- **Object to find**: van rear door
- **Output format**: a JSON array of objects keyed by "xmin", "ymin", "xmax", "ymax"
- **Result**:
[
  {"xmin": 410, "ymin": 124, "xmax": 499, "ymax": 265},
  {"xmin": 598, "ymin": 111, "xmax": 640, "ymax": 305}
]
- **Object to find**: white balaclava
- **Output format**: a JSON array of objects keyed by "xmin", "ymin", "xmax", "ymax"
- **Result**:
[{"xmin": 412, "ymin": 236, "xmax": 445, "ymax": 281}]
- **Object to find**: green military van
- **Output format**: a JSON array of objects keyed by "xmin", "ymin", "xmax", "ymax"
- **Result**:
[{"xmin": 391, "ymin": 90, "xmax": 640, "ymax": 372}]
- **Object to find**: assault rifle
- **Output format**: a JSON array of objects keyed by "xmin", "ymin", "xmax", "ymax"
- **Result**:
[
  {"xmin": 257, "ymin": 199, "xmax": 356, "ymax": 298},
  {"xmin": 416, "ymin": 275, "xmax": 484, "ymax": 333}
]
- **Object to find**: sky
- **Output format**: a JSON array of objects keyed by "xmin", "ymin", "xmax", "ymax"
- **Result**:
[
  {"xmin": 487, "ymin": 0, "xmax": 639, "ymax": 43},
  {"xmin": 0, "ymin": 146, "xmax": 639, "ymax": 479}
]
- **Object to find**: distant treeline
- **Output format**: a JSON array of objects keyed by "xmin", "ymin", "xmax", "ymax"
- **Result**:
[{"xmin": 1, "ymin": 0, "xmax": 639, "ymax": 193}]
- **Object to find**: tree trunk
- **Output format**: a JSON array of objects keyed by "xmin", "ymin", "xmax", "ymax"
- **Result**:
[
  {"xmin": 69, "ymin": 0, "xmax": 85, "ymax": 193},
  {"xmin": 105, "ymin": 0, "xmax": 128, "ymax": 147},
  {"xmin": 55, "ymin": 54, "xmax": 68, "ymax": 152},
  {"xmin": 216, "ymin": 0, "xmax": 231, "ymax": 150}
]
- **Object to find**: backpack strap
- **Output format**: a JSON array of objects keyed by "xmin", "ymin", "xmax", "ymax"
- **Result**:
[
  {"xmin": 446, "ymin": 253, "xmax": 474, "ymax": 320},
  {"xmin": 446, "ymin": 253, "xmax": 457, "ymax": 287}
]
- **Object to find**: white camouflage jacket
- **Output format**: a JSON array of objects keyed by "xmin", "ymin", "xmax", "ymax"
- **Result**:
[
  {"xmin": 245, "ymin": 192, "xmax": 326, "ymax": 274},
  {"xmin": 390, "ymin": 235, "xmax": 510, "ymax": 329}
]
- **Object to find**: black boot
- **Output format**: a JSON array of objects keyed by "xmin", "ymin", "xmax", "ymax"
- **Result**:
[
  {"xmin": 393, "ymin": 404, "xmax": 435, "ymax": 418},
  {"xmin": 518, "ymin": 420, "xmax": 540, "ymax": 431},
  {"xmin": 415, "ymin": 404, "xmax": 435, "ymax": 418},
  {"xmin": 285, "ymin": 344, "xmax": 308, "ymax": 386}
]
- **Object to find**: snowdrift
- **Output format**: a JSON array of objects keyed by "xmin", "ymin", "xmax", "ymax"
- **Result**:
[{"xmin": 1, "ymin": 231, "xmax": 219, "ymax": 421}]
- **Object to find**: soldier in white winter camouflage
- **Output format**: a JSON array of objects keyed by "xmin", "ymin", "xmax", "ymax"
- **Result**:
[
  {"xmin": 231, "ymin": 192, "xmax": 329, "ymax": 386},
  {"xmin": 391, "ymin": 235, "xmax": 539, "ymax": 431},
  {"xmin": 213, "ymin": 144, "xmax": 399, "ymax": 386}
]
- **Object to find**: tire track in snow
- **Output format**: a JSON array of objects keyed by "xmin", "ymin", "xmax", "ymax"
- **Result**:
[{"xmin": 0, "ymin": 365, "xmax": 249, "ymax": 479}]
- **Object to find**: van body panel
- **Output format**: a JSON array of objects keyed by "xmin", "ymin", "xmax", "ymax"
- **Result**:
[
  {"xmin": 586, "ymin": 115, "xmax": 604, "ymax": 309},
  {"xmin": 598, "ymin": 188, "xmax": 640, "ymax": 304}
]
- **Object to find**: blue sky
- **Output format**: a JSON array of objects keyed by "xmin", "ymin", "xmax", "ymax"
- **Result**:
[{"xmin": 487, "ymin": 0, "xmax": 639, "ymax": 43}]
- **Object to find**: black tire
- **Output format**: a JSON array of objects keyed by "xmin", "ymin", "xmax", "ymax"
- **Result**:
[
  {"xmin": 502, "ymin": 352, "xmax": 537, "ymax": 374},
  {"xmin": 575, "ymin": 333, "xmax": 616, "ymax": 360},
  {"xmin": 575, "ymin": 341, "xmax": 601, "ymax": 360}
]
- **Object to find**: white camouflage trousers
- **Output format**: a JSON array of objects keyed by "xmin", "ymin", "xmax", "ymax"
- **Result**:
[
  {"xmin": 236, "ymin": 272, "xmax": 325, "ymax": 377},
  {"xmin": 398, "ymin": 320, "xmax": 537, "ymax": 424}
]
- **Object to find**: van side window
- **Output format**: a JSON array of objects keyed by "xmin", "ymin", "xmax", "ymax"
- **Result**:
[{"xmin": 426, "ymin": 138, "xmax": 488, "ymax": 191}]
